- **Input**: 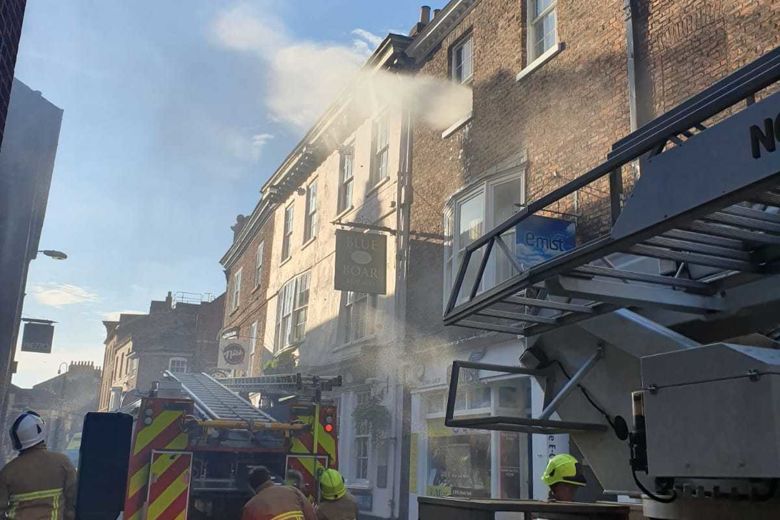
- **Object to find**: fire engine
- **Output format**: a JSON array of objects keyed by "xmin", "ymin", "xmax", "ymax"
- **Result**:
[{"xmin": 74, "ymin": 371, "xmax": 341, "ymax": 520}]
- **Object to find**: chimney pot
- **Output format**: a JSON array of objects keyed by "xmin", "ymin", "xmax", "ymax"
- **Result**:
[
  {"xmin": 420, "ymin": 5, "xmax": 431, "ymax": 24},
  {"xmin": 433, "ymin": 8, "xmax": 441, "ymax": 18}
]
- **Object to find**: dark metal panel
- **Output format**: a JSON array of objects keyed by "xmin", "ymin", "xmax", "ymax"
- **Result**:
[
  {"xmin": 662, "ymin": 228, "xmax": 746, "ymax": 250},
  {"xmin": 629, "ymin": 244, "xmax": 757, "ymax": 272},
  {"xmin": 686, "ymin": 220, "xmax": 780, "ymax": 246},
  {"xmin": 502, "ymin": 295, "xmax": 596, "ymax": 313},
  {"xmin": 571, "ymin": 265, "xmax": 714, "ymax": 293},
  {"xmin": 643, "ymin": 236, "xmax": 751, "ymax": 260},
  {"xmin": 706, "ymin": 211, "xmax": 780, "ymax": 234},
  {"xmin": 475, "ymin": 308, "xmax": 558, "ymax": 324}
]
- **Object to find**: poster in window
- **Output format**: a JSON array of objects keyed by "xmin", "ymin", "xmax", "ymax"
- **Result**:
[{"xmin": 515, "ymin": 214, "xmax": 575, "ymax": 269}]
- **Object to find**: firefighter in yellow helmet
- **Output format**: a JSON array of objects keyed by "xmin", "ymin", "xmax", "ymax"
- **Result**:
[
  {"xmin": 0, "ymin": 411, "xmax": 78, "ymax": 520},
  {"xmin": 316, "ymin": 469, "xmax": 358, "ymax": 520},
  {"xmin": 542, "ymin": 454, "xmax": 587, "ymax": 502}
]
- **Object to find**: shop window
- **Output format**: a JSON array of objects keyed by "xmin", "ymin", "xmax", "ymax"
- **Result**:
[
  {"xmin": 427, "ymin": 428, "xmax": 491, "ymax": 498},
  {"xmin": 444, "ymin": 172, "xmax": 524, "ymax": 306}
]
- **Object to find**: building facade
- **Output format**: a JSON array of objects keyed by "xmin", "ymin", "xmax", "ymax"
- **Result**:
[
  {"xmin": 1, "ymin": 361, "xmax": 101, "ymax": 463},
  {"xmin": 0, "ymin": 79, "xmax": 62, "ymax": 429},
  {"xmin": 97, "ymin": 292, "xmax": 225, "ymax": 411},
  {"xmin": 402, "ymin": 0, "xmax": 780, "ymax": 517},
  {"xmin": 0, "ymin": 0, "xmax": 26, "ymax": 147}
]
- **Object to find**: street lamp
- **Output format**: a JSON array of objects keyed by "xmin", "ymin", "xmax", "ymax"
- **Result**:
[
  {"xmin": 38, "ymin": 250, "xmax": 67, "ymax": 260},
  {"xmin": 57, "ymin": 362, "xmax": 68, "ymax": 375}
]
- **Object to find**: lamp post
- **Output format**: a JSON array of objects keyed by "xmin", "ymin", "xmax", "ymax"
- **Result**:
[{"xmin": 37, "ymin": 250, "xmax": 67, "ymax": 260}]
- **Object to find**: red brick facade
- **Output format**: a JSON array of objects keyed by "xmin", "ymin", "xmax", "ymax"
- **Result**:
[{"xmin": 0, "ymin": 0, "xmax": 26, "ymax": 148}]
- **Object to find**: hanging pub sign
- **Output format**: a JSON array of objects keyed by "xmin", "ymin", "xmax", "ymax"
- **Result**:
[
  {"xmin": 21, "ymin": 321, "xmax": 55, "ymax": 353},
  {"xmin": 515, "ymin": 214, "xmax": 576, "ymax": 270},
  {"xmin": 218, "ymin": 335, "xmax": 250, "ymax": 377},
  {"xmin": 334, "ymin": 229, "xmax": 387, "ymax": 294}
]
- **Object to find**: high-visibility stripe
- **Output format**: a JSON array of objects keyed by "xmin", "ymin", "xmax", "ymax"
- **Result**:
[
  {"xmin": 148, "ymin": 455, "xmax": 190, "ymax": 504},
  {"xmin": 270, "ymin": 511, "xmax": 304, "ymax": 520},
  {"xmin": 150, "ymin": 453, "xmax": 181, "ymax": 482},
  {"xmin": 174, "ymin": 510, "xmax": 186, "ymax": 520},
  {"xmin": 153, "ymin": 487, "xmax": 188, "ymax": 520},
  {"xmin": 10, "ymin": 488, "xmax": 63, "ymax": 501},
  {"xmin": 126, "ymin": 510, "xmax": 143, "ymax": 520},
  {"xmin": 134, "ymin": 411, "xmax": 182, "ymax": 455},
  {"xmin": 166, "ymin": 432, "xmax": 188, "ymax": 450},
  {"xmin": 128, "ymin": 463, "xmax": 149, "ymax": 499},
  {"xmin": 316, "ymin": 421, "xmax": 337, "ymax": 461},
  {"xmin": 146, "ymin": 471, "xmax": 189, "ymax": 519}
]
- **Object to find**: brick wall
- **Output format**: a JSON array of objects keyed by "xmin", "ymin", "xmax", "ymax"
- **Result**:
[
  {"xmin": 222, "ymin": 215, "xmax": 275, "ymax": 375},
  {"xmin": 0, "ymin": 0, "xmax": 26, "ymax": 148}
]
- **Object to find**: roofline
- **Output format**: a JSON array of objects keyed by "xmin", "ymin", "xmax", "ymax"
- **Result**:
[
  {"xmin": 405, "ymin": 0, "xmax": 478, "ymax": 61},
  {"xmin": 220, "ymin": 197, "xmax": 276, "ymax": 270}
]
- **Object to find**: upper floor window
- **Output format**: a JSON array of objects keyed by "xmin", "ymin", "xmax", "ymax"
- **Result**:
[
  {"xmin": 370, "ymin": 117, "xmax": 389, "ymax": 187},
  {"xmin": 231, "ymin": 268, "xmax": 242, "ymax": 311},
  {"xmin": 338, "ymin": 146, "xmax": 354, "ymax": 213},
  {"xmin": 304, "ymin": 180, "xmax": 318, "ymax": 242},
  {"xmin": 355, "ymin": 392, "xmax": 371, "ymax": 480},
  {"xmin": 451, "ymin": 36, "xmax": 473, "ymax": 84},
  {"xmin": 528, "ymin": 0, "xmax": 557, "ymax": 61},
  {"xmin": 342, "ymin": 291, "xmax": 377, "ymax": 343},
  {"xmin": 444, "ymin": 172, "xmax": 524, "ymax": 306},
  {"xmin": 255, "ymin": 241, "xmax": 264, "ymax": 287},
  {"xmin": 169, "ymin": 357, "xmax": 188, "ymax": 374},
  {"xmin": 250, "ymin": 320, "xmax": 258, "ymax": 358},
  {"xmin": 275, "ymin": 271, "xmax": 311, "ymax": 351},
  {"xmin": 282, "ymin": 204, "xmax": 294, "ymax": 261}
]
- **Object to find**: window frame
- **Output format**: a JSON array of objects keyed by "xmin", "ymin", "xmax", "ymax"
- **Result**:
[
  {"xmin": 451, "ymin": 34, "xmax": 474, "ymax": 84},
  {"xmin": 281, "ymin": 203, "xmax": 294, "ymax": 262},
  {"xmin": 168, "ymin": 357, "xmax": 188, "ymax": 374},
  {"xmin": 443, "ymin": 169, "xmax": 525, "ymax": 306},
  {"xmin": 275, "ymin": 271, "xmax": 311, "ymax": 352},
  {"xmin": 304, "ymin": 180, "xmax": 318, "ymax": 243},
  {"xmin": 231, "ymin": 267, "xmax": 242, "ymax": 312},
  {"xmin": 527, "ymin": 0, "xmax": 557, "ymax": 63},
  {"xmin": 342, "ymin": 291, "xmax": 378, "ymax": 344},
  {"xmin": 255, "ymin": 241, "xmax": 264, "ymax": 288},
  {"xmin": 370, "ymin": 115, "xmax": 389, "ymax": 187},
  {"xmin": 338, "ymin": 146, "xmax": 354, "ymax": 213},
  {"xmin": 354, "ymin": 392, "xmax": 371, "ymax": 480}
]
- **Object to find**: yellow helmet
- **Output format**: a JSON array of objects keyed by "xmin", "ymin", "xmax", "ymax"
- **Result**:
[
  {"xmin": 319, "ymin": 469, "xmax": 346, "ymax": 500},
  {"xmin": 541, "ymin": 454, "xmax": 586, "ymax": 487}
]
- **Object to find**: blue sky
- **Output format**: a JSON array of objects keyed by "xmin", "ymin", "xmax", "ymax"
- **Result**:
[{"xmin": 13, "ymin": 0, "xmax": 434, "ymax": 387}]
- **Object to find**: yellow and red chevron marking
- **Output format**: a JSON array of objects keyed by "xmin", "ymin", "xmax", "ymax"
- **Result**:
[
  {"xmin": 146, "ymin": 451, "xmax": 193, "ymax": 520},
  {"xmin": 124, "ymin": 398, "xmax": 192, "ymax": 520}
]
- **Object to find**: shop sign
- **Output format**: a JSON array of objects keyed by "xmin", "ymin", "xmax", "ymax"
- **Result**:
[
  {"xmin": 218, "ymin": 336, "xmax": 250, "ymax": 375},
  {"xmin": 334, "ymin": 230, "xmax": 387, "ymax": 294},
  {"xmin": 223, "ymin": 343, "xmax": 246, "ymax": 365},
  {"xmin": 515, "ymin": 215, "xmax": 576, "ymax": 270},
  {"xmin": 21, "ymin": 321, "xmax": 54, "ymax": 353}
]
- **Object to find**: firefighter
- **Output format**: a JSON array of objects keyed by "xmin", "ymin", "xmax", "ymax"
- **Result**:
[
  {"xmin": 0, "ymin": 410, "xmax": 77, "ymax": 520},
  {"xmin": 541, "ymin": 453, "xmax": 587, "ymax": 502},
  {"xmin": 316, "ymin": 469, "xmax": 358, "ymax": 520},
  {"xmin": 242, "ymin": 466, "xmax": 316, "ymax": 520}
]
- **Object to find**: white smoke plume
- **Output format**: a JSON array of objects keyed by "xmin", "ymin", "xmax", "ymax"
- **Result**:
[{"xmin": 212, "ymin": 3, "xmax": 472, "ymax": 132}]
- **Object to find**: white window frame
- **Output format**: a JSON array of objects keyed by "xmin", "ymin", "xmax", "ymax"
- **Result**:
[
  {"xmin": 275, "ymin": 271, "xmax": 311, "ymax": 351},
  {"xmin": 370, "ymin": 116, "xmax": 389, "ymax": 187},
  {"xmin": 282, "ymin": 204, "xmax": 294, "ymax": 261},
  {"xmin": 527, "ymin": 0, "xmax": 557, "ymax": 63},
  {"xmin": 443, "ymin": 169, "xmax": 525, "ymax": 306},
  {"xmin": 250, "ymin": 320, "xmax": 258, "ymax": 359},
  {"xmin": 255, "ymin": 241, "xmax": 264, "ymax": 288},
  {"xmin": 168, "ymin": 357, "xmax": 188, "ymax": 374},
  {"xmin": 304, "ymin": 180, "xmax": 318, "ymax": 242},
  {"xmin": 338, "ymin": 146, "xmax": 354, "ymax": 213},
  {"xmin": 231, "ymin": 268, "xmax": 242, "ymax": 311},
  {"xmin": 342, "ymin": 291, "xmax": 378, "ymax": 344},
  {"xmin": 355, "ymin": 392, "xmax": 371, "ymax": 480},
  {"xmin": 451, "ymin": 35, "xmax": 474, "ymax": 84}
]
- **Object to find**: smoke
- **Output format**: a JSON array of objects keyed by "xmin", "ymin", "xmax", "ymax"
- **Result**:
[{"xmin": 212, "ymin": 3, "xmax": 472, "ymax": 132}]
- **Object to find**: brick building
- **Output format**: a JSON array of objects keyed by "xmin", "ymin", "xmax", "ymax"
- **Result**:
[
  {"xmin": 1, "ymin": 361, "xmax": 101, "ymax": 463},
  {"xmin": 401, "ymin": 0, "xmax": 780, "ymax": 516},
  {"xmin": 97, "ymin": 292, "xmax": 225, "ymax": 411},
  {"xmin": 219, "ymin": 203, "xmax": 276, "ymax": 378}
]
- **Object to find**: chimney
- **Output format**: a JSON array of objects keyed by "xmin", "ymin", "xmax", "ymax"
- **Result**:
[
  {"xmin": 433, "ymin": 8, "xmax": 441, "ymax": 18},
  {"xmin": 420, "ymin": 5, "xmax": 431, "ymax": 24},
  {"xmin": 231, "ymin": 214, "xmax": 247, "ymax": 241},
  {"xmin": 165, "ymin": 291, "xmax": 173, "ymax": 309}
]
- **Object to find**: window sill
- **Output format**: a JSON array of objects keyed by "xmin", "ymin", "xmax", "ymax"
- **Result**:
[
  {"xmin": 366, "ymin": 176, "xmax": 391, "ymax": 197},
  {"xmin": 280, "ymin": 256, "xmax": 292, "ymax": 267},
  {"xmin": 251, "ymin": 283, "xmax": 262, "ymax": 294},
  {"xmin": 333, "ymin": 334, "xmax": 379, "ymax": 353},
  {"xmin": 516, "ymin": 42, "xmax": 564, "ymax": 82},
  {"xmin": 229, "ymin": 306, "xmax": 240, "ymax": 316},
  {"xmin": 441, "ymin": 111, "xmax": 473, "ymax": 139},
  {"xmin": 301, "ymin": 236, "xmax": 317, "ymax": 250},
  {"xmin": 335, "ymin": 205, "xmax": 354, "ymax": 222}
]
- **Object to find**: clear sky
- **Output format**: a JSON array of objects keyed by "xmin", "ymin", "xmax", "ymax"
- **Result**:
[{"xmin": 13, "ymin": 0, "xmax": 436, "ymax": 387}]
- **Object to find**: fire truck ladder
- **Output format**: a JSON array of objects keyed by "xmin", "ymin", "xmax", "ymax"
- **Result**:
[
  {"xmin": 442, "ymin": 46, "xmax": 780, "ymax": 434},
  {"xmin": 219, "ymin": 373, "xmax": 343, "ymax": 397},
  {"xmin": 165, "ymin": 371, "xmax": 275, "ymax": 423}
]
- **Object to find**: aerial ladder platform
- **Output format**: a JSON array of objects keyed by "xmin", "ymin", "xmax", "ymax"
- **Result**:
[{"xmin": 441, "ymin": 47, "xmax": 780, "ymax": 519}]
